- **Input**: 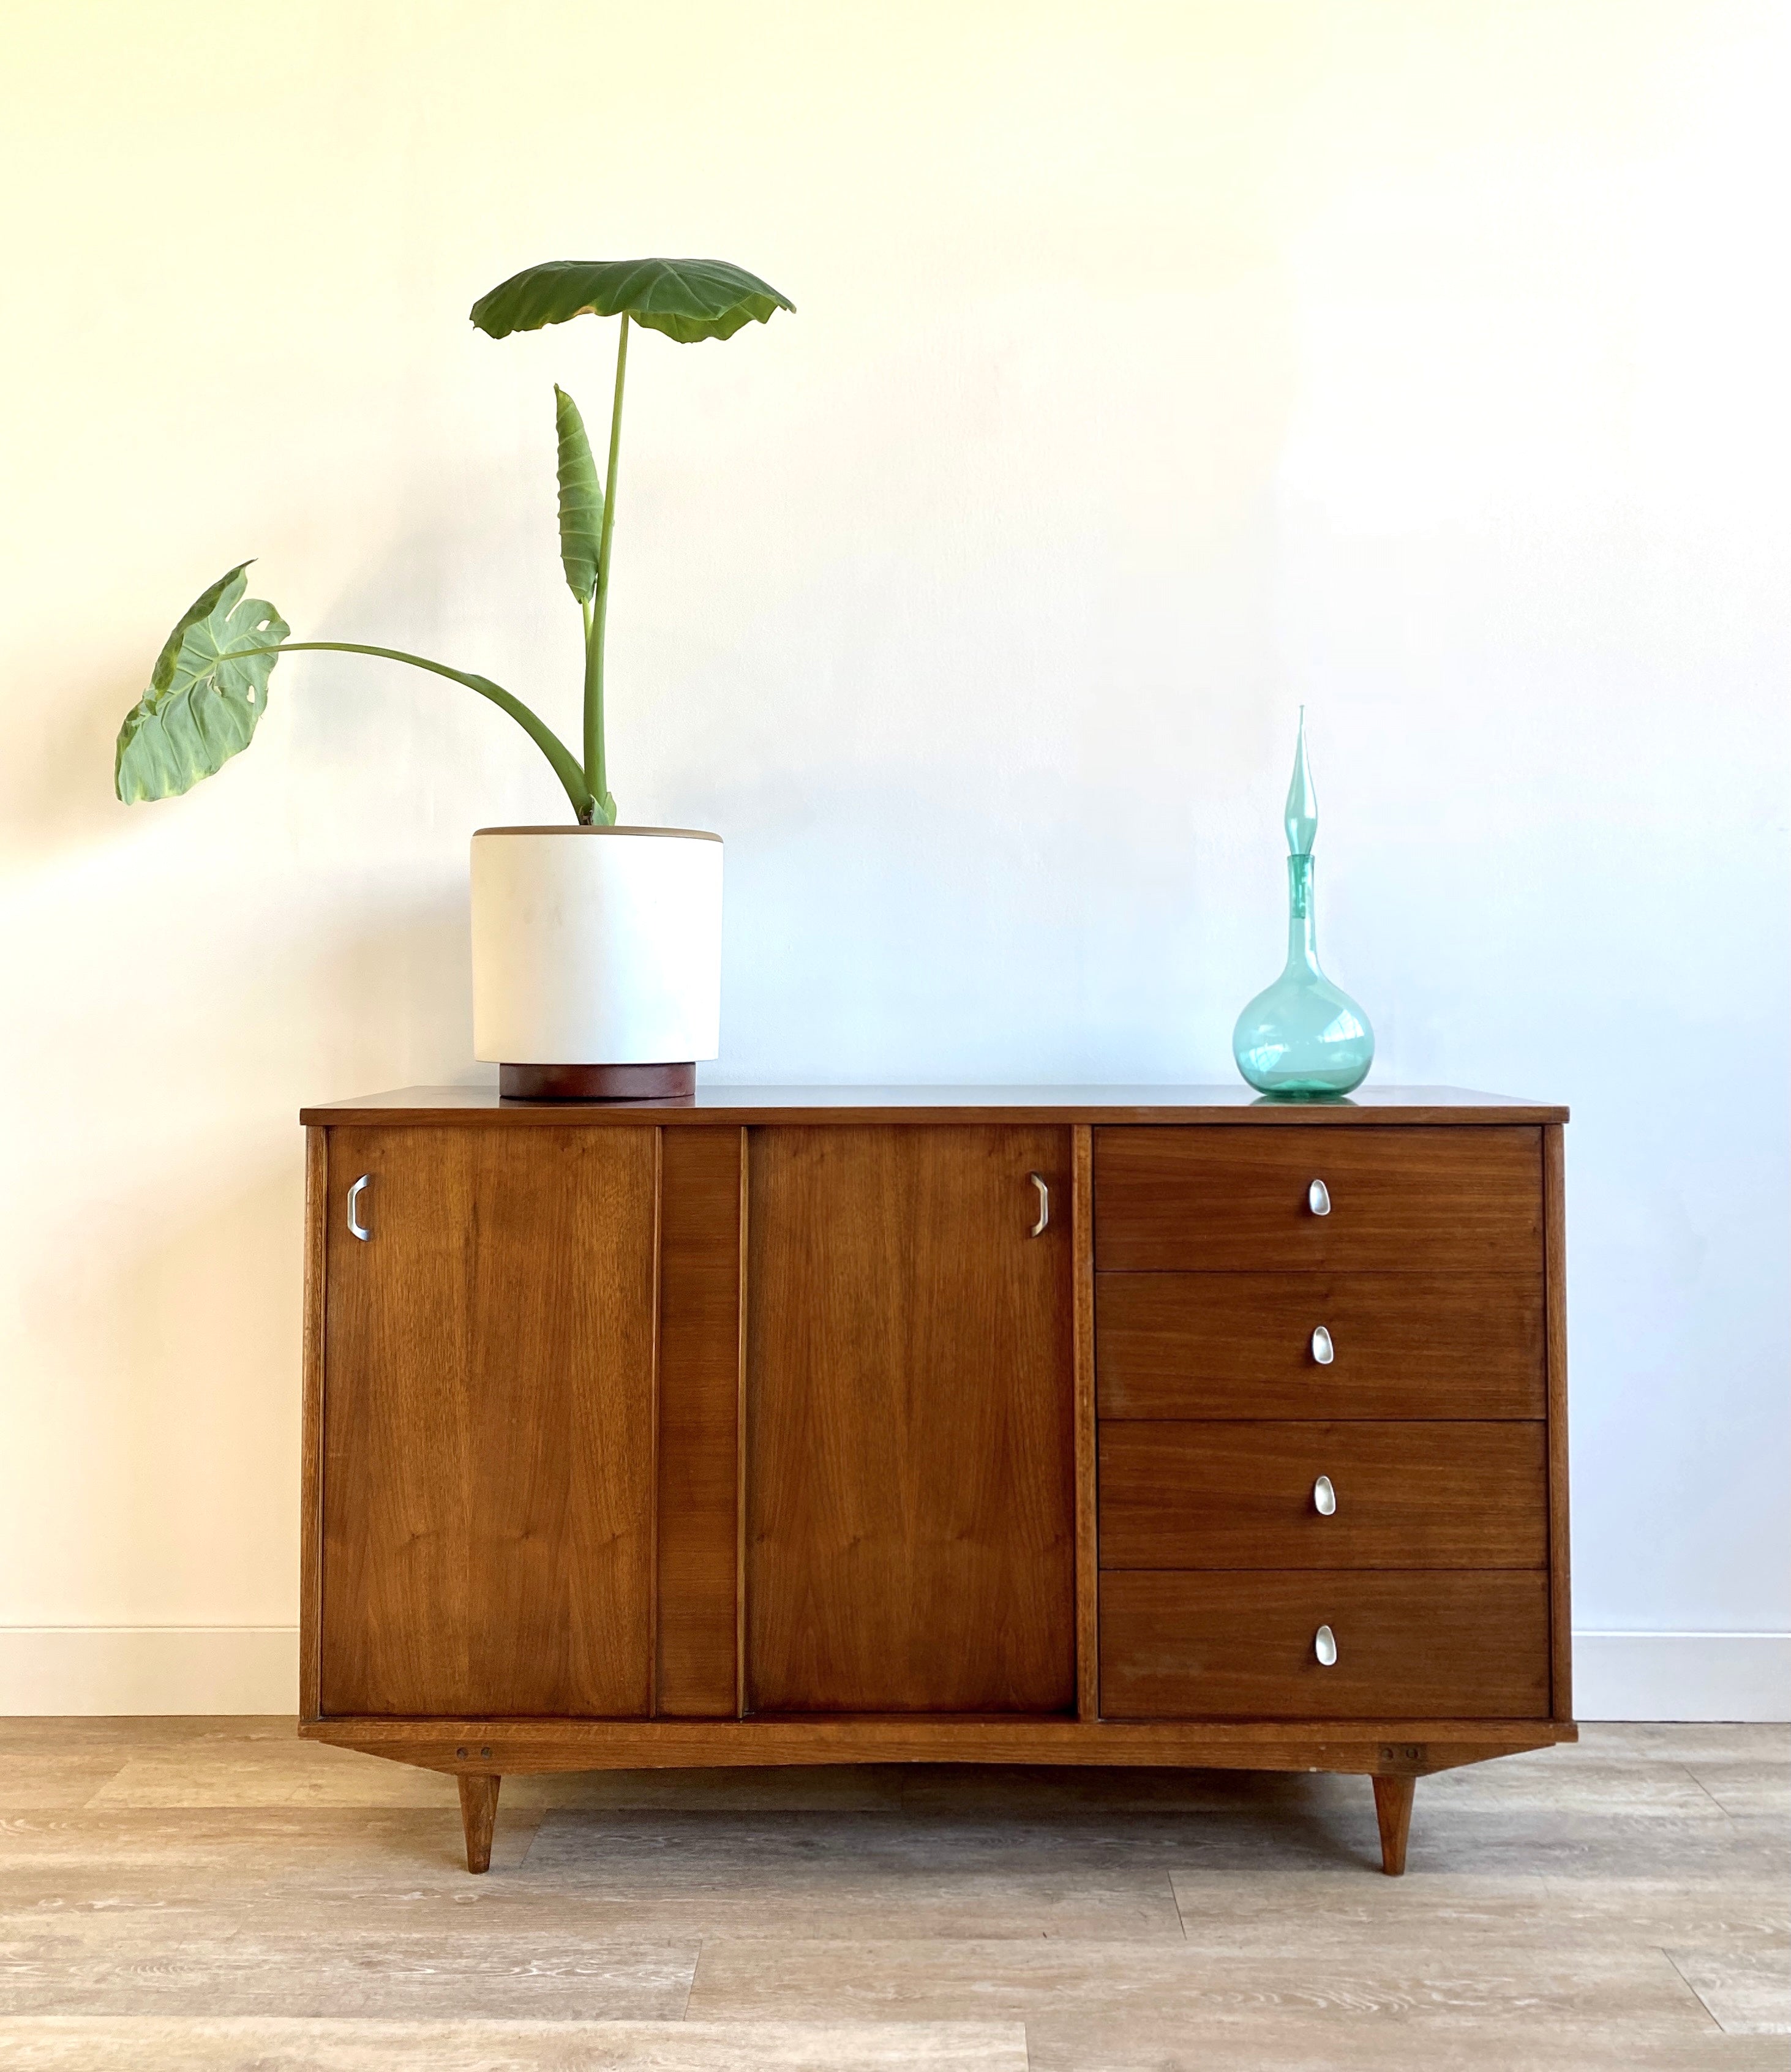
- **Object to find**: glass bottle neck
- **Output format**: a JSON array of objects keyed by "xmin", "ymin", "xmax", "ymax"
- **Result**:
[{"xmin": 1285, "ymin": 853, "xmax": 1321, "ymax": 974}]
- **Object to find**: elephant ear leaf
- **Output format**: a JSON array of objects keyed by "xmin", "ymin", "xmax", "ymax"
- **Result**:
[
  {"xmin": 553, "ymin": 385, "xmax": 603, "ymax": 604},
  {"xmin": 115, "ymin": 565, "xmax": 290, "ymax": 802},
  {"xmin": 473, "ymin": 258, "xmax": 794, "ymax": 345}
]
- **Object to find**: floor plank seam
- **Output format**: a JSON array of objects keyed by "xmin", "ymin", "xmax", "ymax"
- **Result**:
[
  {"xmin": 512, "ymin": 1809, "xmax": 544, "ymax": 1871},
  {"xmin": 1678, "ymin": 1762, "xmax": 1718, "ymax": 1804},
  {"xmin": 1680, "ymin": 1763, "xmax": 1739, "ymax": 1822},
  {"xmin": 1661, "ymin": 1945, "xmax": 1732, "ymax": 2035},
  {"xmin": 679, "ymin": 1935, "xmax": 704, "ymax": 2021}
]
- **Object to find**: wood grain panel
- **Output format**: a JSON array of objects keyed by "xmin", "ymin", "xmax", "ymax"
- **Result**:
[
  {"xmin": 309, "ymin": 1713, "xmax": 1571, "ymax": 1773},
  {"xmin": 1098, "ymin": 1421, "xmax": 1547, "ymax": 1571},
  {"xmin": 1096, "ymin": 1272, "xmax": 1544, "ymax": 1420},
  {"xmin": 1073, "ymin": 1125, "xmax": 1099, "ymax": 1720},
  {"xmin": 304, "ymin": 1084, "xmax": 1569, "ymax": 1126},
  {"xmin": 319, "ymin": 1125, "xmax": 656, "ymax": 1719},
  {"xmin": 737, "ymin": 1128, "xmax": 749, "ymax": 1716},
  {"xmin": 656, "ymin": 1125, "xmax": 743, "ymax": 1718},
  {"xmin": 1094, "ymin": 1127, "xmax": 1542, "ymax": 1273},
  {"xmin": 1545, "ymin": 1120, "xmax": 1574, "ymax": 1721},
  {"xmin": 1100, "ymin": 1569, "xmax": 1551, "ymax": 1721},
  {"xmin": 299, "ymin": 1125, "xmax": 327, "ymax": 1724},
  {"xmin": 745, "ymin": 1125, "xmax": 1075, "ymax": 1713}
]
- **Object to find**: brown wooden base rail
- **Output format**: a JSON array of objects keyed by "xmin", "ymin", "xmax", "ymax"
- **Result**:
[
  {"xmin": 306, "ymin": 1717, "xmax": 1575, "ymax": 1878},
  {"xmin": 299, "ymin": 1087, "xmax": 1573, "ymax": 1879}
]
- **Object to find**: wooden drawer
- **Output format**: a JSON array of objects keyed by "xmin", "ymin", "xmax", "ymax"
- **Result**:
[
  {"xmin": 1098, "ymin": 1421, "xmax": 1547, "ymax": 1570},
  {"xmin": 1094, "ymin": 1127, "xmax": 1541, "ymax": 1273},
  {"xmin": 1097, "ymin": 1272, "xmax": 1545, "ymax": 1419},
  {"xmin": 1100, "ymin": 1570, "xmax": 1550, "ymax": 1720}
]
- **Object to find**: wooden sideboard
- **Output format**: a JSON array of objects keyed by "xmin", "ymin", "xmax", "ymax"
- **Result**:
[{"xmin": 298, "ymin": 1086, "xmax": 1572, "ymax": 1875}]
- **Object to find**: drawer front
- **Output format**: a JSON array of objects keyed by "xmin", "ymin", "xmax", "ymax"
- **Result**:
[
  {"xmin": 1097, "ymin": 1272, "xmax": 1545, "ymax": 1419},
  {"xmin": 1094, "ymin": 1127, "xmax": 1542, "ymax": 1273},
  {"xmin": 1098, "ymin": 1421, "xmax": 1547, "ymax": 1570},
  {"xmin": 1100, "ymin": 1570, "xmax": 1550, "ymax": 1720}
]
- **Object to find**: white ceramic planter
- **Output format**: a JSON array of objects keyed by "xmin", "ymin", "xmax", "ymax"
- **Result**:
[{"xmin": 470, "ymin": 826, "xmax": 723, "ymax": 1099}]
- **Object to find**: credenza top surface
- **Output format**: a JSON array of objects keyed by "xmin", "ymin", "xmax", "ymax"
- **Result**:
[{"xmin": 300, "ymin": 1085, "xmax": 1568, "ymax": 1127}]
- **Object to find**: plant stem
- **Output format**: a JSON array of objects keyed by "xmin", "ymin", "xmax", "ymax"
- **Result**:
[
  {"xmin": 246, "ymin": 640, "xmax": 595, "ymax": 822},
  {"xmin": 585, "ymin": 312, "xmax": 629, "ymax": 824},
  {"xmin": 578, "ymin": 591, "xmax": 598, "ymax": 821}
]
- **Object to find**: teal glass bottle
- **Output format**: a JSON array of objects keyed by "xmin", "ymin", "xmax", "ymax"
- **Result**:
[{"xmin": 1231, "ymin": 710, "xmax": 1375, "ymax": 1098}]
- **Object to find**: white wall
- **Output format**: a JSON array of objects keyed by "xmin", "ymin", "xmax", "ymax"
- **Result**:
[{"xmin": 1, "ymin": 1, "xmax": 1785, "ymax": 1718}]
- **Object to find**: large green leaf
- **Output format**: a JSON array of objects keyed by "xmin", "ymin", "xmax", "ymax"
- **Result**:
[
  {"xmin": 115, "ymin": 563, "xmax": 288, "ymax": 802},
  {"xmin": 553, "ymin": 385, "xmax": 603, "ymax": 603},
  {"xmin": 471, "ymin": 258, "xmax": 794, "ymax": 345}
]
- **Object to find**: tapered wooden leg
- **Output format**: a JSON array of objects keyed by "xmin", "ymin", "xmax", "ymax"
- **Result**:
[
  {"xmin": 1372, "ymin": 1773, "xmax": 1415, "ymax": 1876},
  {"xmin": 457, "ymin": 1773, "xmax": 500, "ymax": 1874}
]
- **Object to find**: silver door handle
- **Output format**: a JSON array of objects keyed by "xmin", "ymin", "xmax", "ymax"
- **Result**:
[
  {"xmin": 1315, "ymin": 1623, "xmax": 1338, "ymax": 1667},
  {"xmin": 1308, "ymin": 1177, "xmax": 1331, "ymax": 1215},
  {"xmin": 1313, "ymin": 1474, "xmax": 1337, "ymax": 1516},
  {"xmin": 1311, "ymin": 1324, "xmax": 1335, "ymax": 1365},
  {"xmin": 1028, "ymin": 1173, "xmax": 1049, "ymax": 1237},
  {"xmin": 347, "ymin": 1174, "xmax": 372, "ymax": 1241}
]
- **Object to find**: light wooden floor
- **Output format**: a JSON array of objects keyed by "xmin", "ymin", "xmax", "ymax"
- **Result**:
[{"xmin": 0, "ymin": 1719, "xmax": 1782, "ymax": 2069}]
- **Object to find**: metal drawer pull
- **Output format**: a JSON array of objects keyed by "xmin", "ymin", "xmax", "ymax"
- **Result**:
[
  {"xmin": 1311, "ymin": 1324, "xmax": 1335, "ymax": 1365},
  {"xmin": 1028, "ymin": 1172, "xmax": 1049, "ymax": 1237},
  {"xmin": 1313, "ymin": 1474, "xmax": 1337, "ymax": 1515},
  {"xmin": 1308, "ymin": 1177, "xmax": 1331, "ymax": 1215},
  {"xmin": 347, "ymin": 1173, "xmax": 372, "ymax": 1241},
  {"xmin": 1315, "ymin": 1623, "xmax": 1338, "ymax": 1667}
]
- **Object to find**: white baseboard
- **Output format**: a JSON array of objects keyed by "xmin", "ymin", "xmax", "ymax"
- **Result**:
[
  {"xmin": 0, "ymin": 1627, "xmax": 298, "ymax": 1714},
  {"xmin": 2, "ymin": 1626, "xmax": 1786, "ymax": 1721},
  {"xmin": 1572, "ymin": 1631, "xmax": 1790, "ymax": 1722}
]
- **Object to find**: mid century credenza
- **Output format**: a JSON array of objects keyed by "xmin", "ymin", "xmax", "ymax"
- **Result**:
[{"xmin": 298, "ymin": 1086, "xmax": 1572, "ymax": 1875}]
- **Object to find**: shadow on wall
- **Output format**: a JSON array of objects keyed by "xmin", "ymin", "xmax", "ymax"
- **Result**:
[
  {"xmin": 2, "ymin": 636, "xmax": 157, "ymax": 863},
  {"xmin": 298, "ymin": 894, "xmax": 487, "ymax": 1095},
  {"xmin": 11, "ymin": 1155, "xmax": 302, "ymax": 1624},
  {"xmin": 6, "ymin": 433, "xmax": 581, "ymax": 869},
  {"xmin": 6, "ymin": 891, "xmax": 478, "ymax": 1623}
]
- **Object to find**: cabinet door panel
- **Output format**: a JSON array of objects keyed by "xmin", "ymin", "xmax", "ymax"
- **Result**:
[
  {"xmin": 746, "ymin": 1126, "xmax": 1075, "ymax": 1713},
  {"xmin": 320, "ymin": 1125, "xmax": 655, "ymax": 1718},
  {"xmin": 656, "ymin": 1125, "xmax": 744, "ymax": 1718}
]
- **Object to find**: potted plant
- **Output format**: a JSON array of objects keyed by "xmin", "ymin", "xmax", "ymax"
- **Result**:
[{"xmin": 114, "ymin": 257, "xmax": 795, "ymax": 1098}]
